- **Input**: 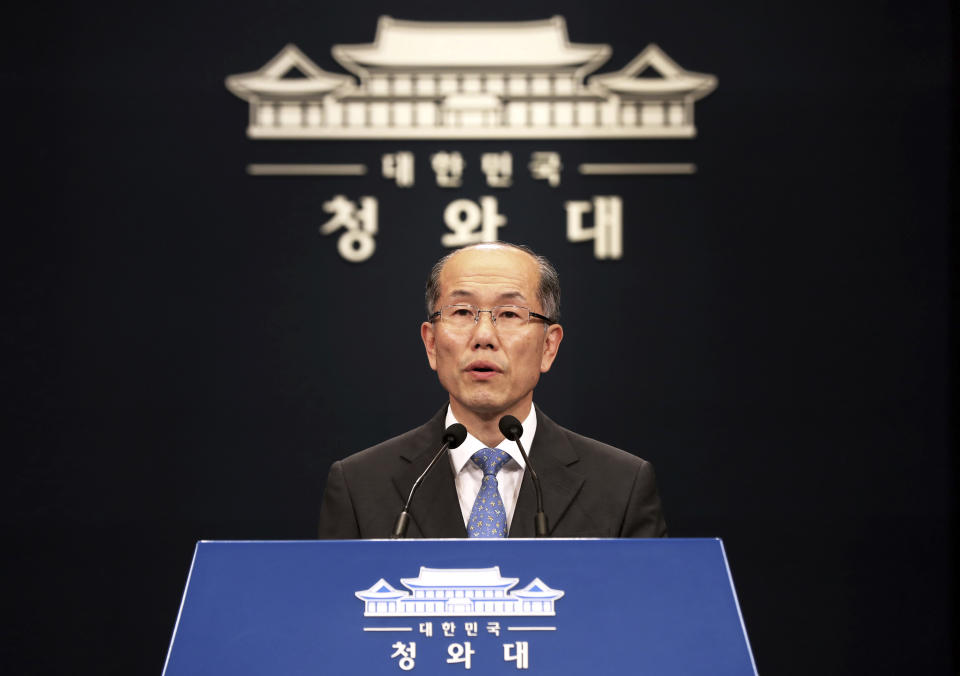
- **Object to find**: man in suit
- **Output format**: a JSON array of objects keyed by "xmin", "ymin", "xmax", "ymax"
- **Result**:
[{"xmin": 318, "ymin": 242, "xmax": 666, "ymax": 539}]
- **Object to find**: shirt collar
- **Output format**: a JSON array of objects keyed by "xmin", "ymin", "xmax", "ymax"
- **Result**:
[{"xmin": 446, "ymin": 403, "xmax": 538, "ymax": 472}]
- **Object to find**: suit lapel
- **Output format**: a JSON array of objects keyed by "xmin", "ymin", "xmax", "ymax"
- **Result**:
[
  {"xmin": 509, "ymin": 407, "xmax": 584, "ymax": 538},
  {"xmin": 391, "ymin": 407, "xmax": 467, "ymax": 538}
]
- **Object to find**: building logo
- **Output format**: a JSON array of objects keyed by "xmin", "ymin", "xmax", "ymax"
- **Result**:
[
  {"xmin": 356, "ymin": 566, "xmax": 564, "ymax": 617},
  {"xmin": 226, "ymin": 16, "xmax": 717, "ymax": 140},
  {"xmin": 224, "ymin": 16, "xmax": 718, "ymax": 263}
]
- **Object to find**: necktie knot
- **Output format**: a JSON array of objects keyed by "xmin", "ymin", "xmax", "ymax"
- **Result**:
[{"xmin": 471, "ymin": 447, "xmax": 511, "ymax": 477}]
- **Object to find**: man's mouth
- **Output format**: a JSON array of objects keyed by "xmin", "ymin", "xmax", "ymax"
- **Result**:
[{"xmin": 466, "ymin": 362, "xmax": 501, "ymax": 377}]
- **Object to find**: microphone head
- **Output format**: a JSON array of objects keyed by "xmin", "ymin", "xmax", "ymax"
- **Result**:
[
  {"xmin": 444, "ymin": 423, "xmax": 468, "ymax": 449},
  {"xmin": 498, "ymin": 415, "xmax": 523, "ymax": 441}
]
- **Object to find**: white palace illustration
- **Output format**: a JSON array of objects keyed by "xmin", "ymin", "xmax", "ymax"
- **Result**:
[
  {"xmin": 355, "ymin": 567, "xmax": 565, "ymax": 617},
  {"xmin": 225, "ymin": 16, "xmax": 717, "ymax": 139}
]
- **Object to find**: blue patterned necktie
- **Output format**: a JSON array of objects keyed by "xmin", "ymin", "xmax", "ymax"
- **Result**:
[{"xmin": 467, "ymin": 447, "xmax": 512, "ymax": 538}]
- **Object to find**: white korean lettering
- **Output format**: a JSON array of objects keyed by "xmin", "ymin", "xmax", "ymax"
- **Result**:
[
  {"xmin": 390, "ymin": 641, "xmax": 416, "ymax": 671},
  {"xmin": 446, "ymin": 642, "xmax": 475, "ymax": 669},
  {"xmin": 382, "ymin": 152, "xmax": 415, "ymax": 188},
  {"xmin": 431, "ymin": 151, "xmax": 465, "ymax": 187},
  {"xmin": 442, "ymin": 197, "xmax": 506, "ymax": 248},
  {"xmin": 418, "ymin": 622, "xmax": 433, "ymax": 637},
  {"xmin": 464, "ymin": 622, "xmax": 478, "ymax": 637},
  {"xmin": 481, "ymin": 151, "xmax": 512, "ymax": 187},
  {"xmin": 565, "ymin": 196, "xmax": 623, "ymax": 259},
  {"xmin": 529, "ymin": 152, "xmax": 562, "ymax": 187},
  {"xmin": 320, "ymin": 195, "xmax": 378, "ymax": 262},
  {"xmin": 503, "ymin": 641, "xmax": 529, "ymax": 669}
]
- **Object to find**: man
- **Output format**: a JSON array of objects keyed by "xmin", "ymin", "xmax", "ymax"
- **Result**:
[{"xmin": 318, "ymin": 242, "xmax": 666, "ymax": 538}]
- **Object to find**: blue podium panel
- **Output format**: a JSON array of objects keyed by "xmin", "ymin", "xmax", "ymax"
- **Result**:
[{"xmin": 163, "ymin": 539, "xmax": 756, "ymax": 675}]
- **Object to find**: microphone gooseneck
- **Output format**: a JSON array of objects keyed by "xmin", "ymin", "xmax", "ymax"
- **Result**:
[
  {"xmin": 392, "ymin": 423, "xmax": 468, "ymax": 538},
  {"xmin": 499, "ymin": 415, "xmax": 549, "ymax": 537}
]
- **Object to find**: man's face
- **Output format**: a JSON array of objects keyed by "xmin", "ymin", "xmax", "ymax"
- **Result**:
[{"xmin": 421, "ymin": 245, "xmax": 563, "ymax": 422}]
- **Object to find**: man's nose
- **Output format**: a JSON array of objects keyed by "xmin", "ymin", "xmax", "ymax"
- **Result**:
[{"xmin": 471, "ymin": 310, "xmax": 499, "ymax": 347}]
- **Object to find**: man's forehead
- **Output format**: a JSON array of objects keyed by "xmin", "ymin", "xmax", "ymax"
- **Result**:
[
  {"xmin": 438, "ymin": 247, "xmax": 539, "ymax": 298},
  {"xmin": 448, "ymin": 288, "xmax": 527, "ymax": 302}
]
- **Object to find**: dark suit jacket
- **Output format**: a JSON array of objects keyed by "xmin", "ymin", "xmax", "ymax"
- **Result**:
[{"xmin": 318, "ymin": 406, "xmax": 667, "ymax": 539}]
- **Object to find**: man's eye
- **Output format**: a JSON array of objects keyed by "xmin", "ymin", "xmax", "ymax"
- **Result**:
[
  {"xmin": 498, "ymin": 310, "xmax": 521, "ymax": 320},
  {"xmin": 450, "ymin": 308, "xmax": 474, "ymax": 317}
]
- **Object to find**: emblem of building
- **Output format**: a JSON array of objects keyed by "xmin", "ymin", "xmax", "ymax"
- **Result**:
[
  {"xmin": 226, "ymin": 16, "xmax": 717, "ymax": 139},
  {"xmin": 355, "ymin": 567, "xmax": 565, "ymax": 617}
]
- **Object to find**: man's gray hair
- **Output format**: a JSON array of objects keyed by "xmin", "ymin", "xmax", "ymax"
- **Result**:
[{"xmin": 424, "ymin": 242, "xmax": 561, "ymax": 322}]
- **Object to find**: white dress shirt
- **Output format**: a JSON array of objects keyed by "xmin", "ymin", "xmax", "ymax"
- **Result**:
[{"xmin": 445, "ymin": 404, "xmax": 538, "ymax": 535}]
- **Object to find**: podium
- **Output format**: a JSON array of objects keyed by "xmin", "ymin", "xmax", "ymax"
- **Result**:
[{"xmin": 163, "ymin": 539, "xmax": 756, "ymax": 675}]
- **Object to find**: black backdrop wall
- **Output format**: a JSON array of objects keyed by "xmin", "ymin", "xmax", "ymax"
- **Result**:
[{"xmin": 6, "ymin": 1, "xmax": 955, "ymax": 673}]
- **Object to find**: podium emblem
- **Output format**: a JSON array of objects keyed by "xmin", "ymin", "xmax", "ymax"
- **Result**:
[{"xmin": 356, "ymin": 566, "xmax": 564, "ymax": 617}]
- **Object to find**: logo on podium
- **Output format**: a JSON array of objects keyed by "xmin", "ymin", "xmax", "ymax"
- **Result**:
[{"xmin": 356, "ymin": 566, "xmax": 565, "ymax": 617}]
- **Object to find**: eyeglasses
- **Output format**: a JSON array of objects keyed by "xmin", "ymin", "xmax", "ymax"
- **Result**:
[{"xmin": 429, "ymin": 304, "xmax": 555, "ymax": 331}]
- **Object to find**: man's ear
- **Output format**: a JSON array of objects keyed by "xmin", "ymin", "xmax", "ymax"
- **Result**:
[
  {"xmin": 540, "ymin": 323, "xmax": 563, "ymax": 373},
  {"xmin": 421, "ymin": 321, "xmax": 438, "ymax": 371}
]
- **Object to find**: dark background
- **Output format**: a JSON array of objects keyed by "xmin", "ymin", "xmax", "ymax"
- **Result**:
[{"xmin": 6, "ymin": 1, "xmax": 955, "ymax": 673}]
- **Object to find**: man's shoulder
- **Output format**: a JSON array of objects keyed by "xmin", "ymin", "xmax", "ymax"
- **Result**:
[
  {"xmin": 534, "ymin": 409, "xmax": 667, "ymax": 538},
  {"xmin": 565, "ymin": 427, "xmax": 650, "ymax": 467},
  {"xmin": 538, "ymin": 408, "xmax": 651, "ymax": 470},
  {"xmin": 336, "ymin": 407, "xmax": 446, "ymax": 468}
]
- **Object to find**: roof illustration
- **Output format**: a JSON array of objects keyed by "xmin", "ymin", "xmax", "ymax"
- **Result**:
[
  {"xmin": 355, "ymin": 578, "xmax": 408, "ymax": 600},
  {"xmin": 400, "ymin": 566, "xmax": 520, "ymax": 589},
  {"xmin": 590, "ymin": 44, "xmax": 717, "ymax": 98},
  {"xmin": 225, "ymin": 44, "xmax": 354, "ymax": 98},
  {"xmin": 332, "ymin": 16, "xmax": 611, "ymax": 74},
  {"xmin": 512, "ymin": 577, "xmax": 566, "ymax": 600}
]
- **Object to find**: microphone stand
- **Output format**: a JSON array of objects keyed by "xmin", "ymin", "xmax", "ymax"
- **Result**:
[
  {"xmin": 392, "ymin": 424, "xmax": 467, "ymax": 539},
  {"xmin": 500, "ymin": 416, "xmax": 549, "ymax": 537}
]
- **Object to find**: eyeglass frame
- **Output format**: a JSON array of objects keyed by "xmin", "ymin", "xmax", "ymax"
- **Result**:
[{"xmin": 428, "ymin": 303, "xmax": 556, "ymax": 328}]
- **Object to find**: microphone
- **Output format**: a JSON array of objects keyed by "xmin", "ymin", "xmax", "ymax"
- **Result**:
[
  {"xmin": 499, "ymin": 415, "xmax": 548, "ymax": 537},
  {"xmin": 392, "ymin": 423, "xmax": 468, "ymax": 538}
]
